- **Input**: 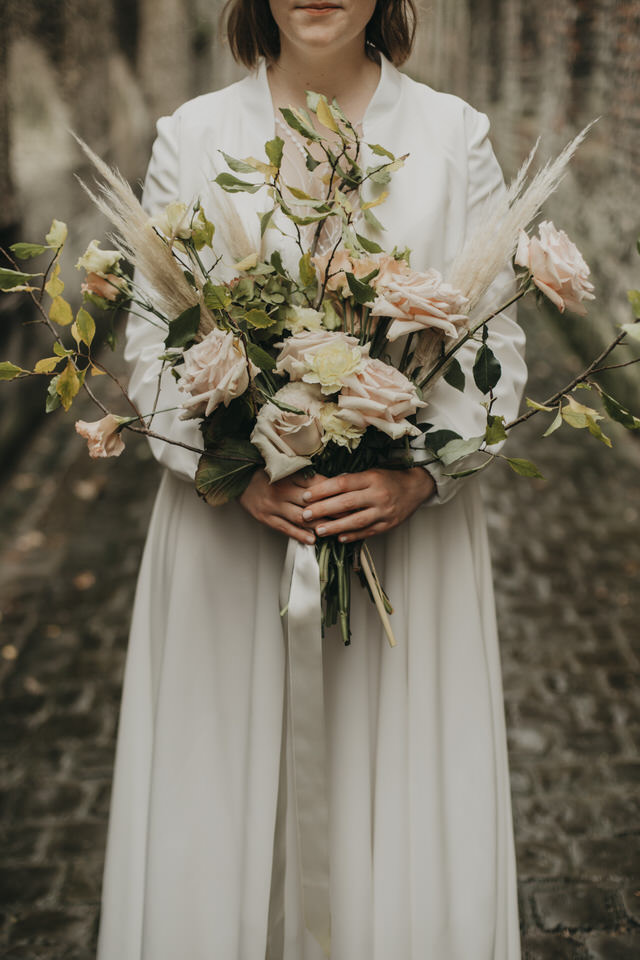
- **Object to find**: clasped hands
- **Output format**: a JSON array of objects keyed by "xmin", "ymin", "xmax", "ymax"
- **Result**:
[{"xmin": 238, "ymin": 466, "xmax": 435, "ymax": 545}]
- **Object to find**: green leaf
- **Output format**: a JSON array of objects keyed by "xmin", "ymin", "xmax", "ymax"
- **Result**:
[
  {"xmin": 506, "ymin": 457, "xmax": 544, "ymax": 479},
  {"xmin": 46, "ymin": 375, "xmax": 61, "ymax": 412},
  {"xmin": 49, "ymin": 295, "xmax": 74, "ymax": 326},
  {"xmin": 53, "ymin": 341, "xmax": 74, "ymax": 358},
  {"xmin": 543, "ymin": 407, "xmax": 563, "ymax": 437},
  {"xmin": 195, "ymin": 438, "xmax": 262, "ymax": 506},
  {"xmin": 363, "ymin": 206, "xmax": 385, "ymax": 231},
  {"xmin": 355, "ymin": 232, "xmax": 383, "ymax": 254},
  {"xmin": 621, "ymin": 322, "xmax": 640, "ymax": 343},
  {"xmin": 627, "ymin": 289, "xmax": 640, "ymax": 319},
  {"xmin": 485, "ymin": 414, "xmax": 507, "ymax": 446},
  {"xmin": 279, "ymin": 107, "xmax": 321, "ymax": 142},
  {"xmin": 443, "ymin": 357, "xmax": 465, "ymax": 392},
  {"xmin": 191, "ymin": 212, "xmax": 215, "ymax": 250},
  {"xmin": 260, "ymin": 208, "xmax": 276, "ymax": 237},
  {"xmin": 0, "ymin": 361, "xmax": 28, "ymax": 380},
  {"xmin": 346, "ymin": 272, "xmax": 376, "ymax": 305},
  {"xmin": 203, "ymin": 282, "xmax": 231, "ymax": 310},
  {"xmin": 598, "ymin": 387, "xmax": 640, "ymax": 430},
  {"xmin": 438, "ymin": 435, "xmax": 484, "ymax": 466},
  {"xmin": 215, "ymin": 172, "xmax": 262, "ymax": 194},
  {"xmin": 367, "ymin": 143, "xmax": 395, "ymax": 160},
  {"xmin": 473, "ymin": 343, "xmax": 501, "ymax": 394},
  {"xmin": 265, "ymin": 137, "xmax": 284, "ymax": 169},
  {"xmin": 586, "ymin": 417, "xmax": 612, "ymax": 447},
  {"xmin": 220, "ymin": 151, "xmax": 256, "ymax": 174},
  {"xmin": 56, "ymin": 360, "xmax": 80, "ymax": 411},
  {"xmin": 299, "ymin": 251, "xmax": 316, "ymax": 287},
  {"xmin": 422, "ymin": 427, "xmax": 462, "ymax": 453},
  {"xmin": 245, "ymin": 342, "xmax": 276, "ymax": 371},
  {"xmin": 165, "ymin": 304, "xmax": 201, "ymax": 349},
  {"xmin": 0, "ymin": 267, "xmax": 40, "ymax": 290},
  {"xmin": 10, "ymin": 242, "xmax": 48, "ymax": 260},
  {"xmin": 75, "ymin": 307, "xmax": 96, "ymax": 347},
  {"xmin": 305, "ymin": 152, "xmax": 321, "ymax": 172},
  {"xmin": 245, "ymin": 308, "xmax": 275, "ymax": 328}
]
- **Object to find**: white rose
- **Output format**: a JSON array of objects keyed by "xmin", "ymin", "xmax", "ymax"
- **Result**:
[
  {"xmin": 283, "ymin": 306, "xmax": 324, "ymax": 334},
  {"xmin": 275, "ymin": 330, "xmax": 363, "ymax": 383},
  {"xmin": 75, "ymin": 414, "xmax": 126, "ymax": 458},
  {"xmin": 318, "ymin": 403, "xmax": 365, "ymax": 450},
  {"xmin": 250, "ymin": 382, "xmax": 324, "ymax": 482},
  {"xmin": 177, "ymin": 328, "xmax": 259, "ymax": 419},
  {"xmin": 75, "ymin": 240, "xmax": 122, "ymax": 276},
  {"xmin": 338, "ymin": 357, "xmax": 426, "ymax": 439},
  {"xmin": 152, "ymin": 201, "xmax": 193, "ymax": 241},
  {"xmin": 515, "ymin": 221, "xmax": 595, "ymax": 316}
]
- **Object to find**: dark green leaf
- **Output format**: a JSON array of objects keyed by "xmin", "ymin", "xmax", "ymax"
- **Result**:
[
  {"xmin": 473, "ymin": 343, "xmax": 501, "ymax": 394},
  {"xmin": 265, "ymin": 137, "xmax": 284, "ymax": 169},
  {"xmin": 422, "ymin": 428, "xmax": 462, "ymax": 453},
  {"xmin": 203, "ymin": 282, "xmax": 231, "ymax": 310},
  {"xmin": 164, "ymin": 305, "xmax": 201, "ymax": 349},
  {"xmin": 443, "ymin": 357, "xmax": 465, "ymax": 392},
  {"xmin": 506, "ymin": 457, "xmax": 544, "ymax": 479},
  {"xmin": 279, "ymin": 107, "xmax": 322, "ymax": 142},
  {"xmin": 355, "ymin": 232, "xmax": 383, "ymax": 254},
  {"xmin": 245, "ymin": 341, "xmax": 276, "ymax": 371},
  {"xmin": 346, "ymin": 271, "xmax": 376, "ymax": 305},
  {"xmin": 305, "ymin": 152, "xmax": 321, "ymax": 172},
  {"xmin": 195, "ymin": 438, "xmax": 262, "ymax": 505},
  {"xmin": 215, "ymin": 172, "xmax": 262, "ymax": 194},
  {"xmin": 46, "ymin": 375, "xmax": 61, "ymax": 412},
  {"xmin": 10, "ymin": 242, "xmax": 48, "ymax": 260},
  {"xmin": 599, "ymin": 387, "xmax": 640, "ymax": 429}
]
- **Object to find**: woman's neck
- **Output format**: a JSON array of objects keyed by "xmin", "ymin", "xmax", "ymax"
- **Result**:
[{"xmin": 266, "ymin": 37, "xmax": 381, "ymax": 125}]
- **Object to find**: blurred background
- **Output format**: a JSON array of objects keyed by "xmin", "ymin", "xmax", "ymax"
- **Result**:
[{"xmin": 1, "ymin": 2, "xmax": 639, "ymax": 958}]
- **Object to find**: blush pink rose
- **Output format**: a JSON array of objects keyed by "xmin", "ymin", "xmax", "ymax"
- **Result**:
[
  {"xmin": 75, "ymin": 414, "xmax": 126, "ymax": 458},
  {"xmin": 515, "ymin": 221, "xmax": 595, "ymax": 316},
  {"xmin": 312, "ymin": 249, "xmax": 387, "ymax": 297},
  {"xmin": 250, "ymin": 382, "xmax": 324, "ymax": 482},
  {"xmin": 338, "ymin": 358, "xmax": 427, "ymax": 439},
  {"xmin": 81, "ymin": 272, "xmax": 127, "ymax": 302},
  {"xmin": 371, "ymin": 266, "xmax": 469, "ymax": 342},
  {"xmin": 177, "ymin": 327, "xmax": 259, "ymax": 419}
]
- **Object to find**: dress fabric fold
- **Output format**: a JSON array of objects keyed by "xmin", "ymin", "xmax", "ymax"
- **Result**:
[{"xmin": 96, "ymin": 55, "xmax": 526, "ymax": 960}]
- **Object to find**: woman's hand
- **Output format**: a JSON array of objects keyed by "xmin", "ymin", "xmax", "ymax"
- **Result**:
[
  {"xmin": 238, "ymin": 469, "xmax": 318, "ymax": 545},
  {"xmin": 300, "ymin": 467, "xmax": 436, "ymax": 543}
]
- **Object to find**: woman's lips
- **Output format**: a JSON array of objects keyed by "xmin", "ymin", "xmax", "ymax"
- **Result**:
[{"xmin": 297, "ymin": 3, "xmax": 341, "ymax": 13}]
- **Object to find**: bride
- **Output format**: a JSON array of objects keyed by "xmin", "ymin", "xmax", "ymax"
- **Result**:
[{"xmin": 97, "ymin": 1, "xmax": 527, "ymax": 958}]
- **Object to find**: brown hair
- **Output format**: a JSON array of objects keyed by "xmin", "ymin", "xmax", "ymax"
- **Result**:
[{"xmin": 221, "ymin": 0, "xmax": 417, "ymax": 69}]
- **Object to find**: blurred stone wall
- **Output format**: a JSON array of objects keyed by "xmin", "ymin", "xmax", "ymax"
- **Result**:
[{"xmin": 1, "ymin": 0, "xmax": 639, "ymax": 466}]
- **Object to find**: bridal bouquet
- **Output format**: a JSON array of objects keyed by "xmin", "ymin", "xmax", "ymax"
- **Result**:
[{"xmin": 2, "ymin": 97, "xmax": 639, "ymax": 645}]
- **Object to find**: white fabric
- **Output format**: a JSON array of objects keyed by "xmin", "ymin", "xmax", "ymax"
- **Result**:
[{"xmin": 97, "ymin": 55, "xmax": 527, "ymax": 960}]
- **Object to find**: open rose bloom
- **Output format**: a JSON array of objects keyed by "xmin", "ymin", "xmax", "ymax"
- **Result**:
[
  {"xmin": 515, "ymin": 221, "xmax": 595, "ymax": 315},
  {"xmin": 75, "ymin": 414, "xmax": 126, "ymax": 458},
  {"xmin": 250, "ymin": 382, "xmax": 324, "ymax": 482},
  {"xmin": 371, "ymin": 263, "xmax": 470, "ymax": 341},
  {"xmin": 177, "ymin": 328, "xmax": 259, "ymax": 419},
  {"xmin": 338, "ymin": 358, "xmax": 426, "ymax": 439}
]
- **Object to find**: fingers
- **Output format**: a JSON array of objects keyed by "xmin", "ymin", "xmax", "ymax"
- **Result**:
[
  {"xmin": 314, "ymin": 507, "xmax": 380, "ymax": 539},
  {"xmin": 302, "ymin": 472, "xmax": 371, "ymax": 504},
  {"xmin": 302, "ymin": 489, "xmax": 371, "ymax": 521}
]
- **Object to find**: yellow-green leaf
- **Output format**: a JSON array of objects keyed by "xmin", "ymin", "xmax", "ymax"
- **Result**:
[
  {"xmin": 526, "ymin": 397, "xmax": 554, "ymax": 412},
  {"xmin": 34, "ymin": 356, "xmax": 62, "ymax": 374},
  {"xmin": 53, "ymin": 341, "xmax": 74, "ymax": 358},
  {"xmin": 562, "ymin": 395, "xmax": 603, "ymax": 429},
  {"xmin": 45, "ymin": 263, "xmax": 64, "ymax": 298},
  {"xmin": 245, "ymin": 308, "xmax": 275, "ymax": 328},
  {"xmin": 49, "ymin": 295, "xmax": 73, "ymax": 326},
  {"xmin": 361, "ymin": 191, "xmax": 388, "ymax": 210},
  {"xmin": 76, "ymin": 307, "xmax": 96, "ymax": 347},
  {"xmin": 506, "ymin": 457, "xmax": 544, "ymax": 479},
  {"xmin": 299, "ymin": 251, "xmax": 316, "ymax": 287},
  {"xmin": 56, "ymin": 360, "xmax": 80, "ymax": 411},
  {"xmin": 316, "ymin": 97, "xmax": 339, "ymax": 133},
  {"xmin": 627, "ymin": 289, "xmax": 640, "ymax": 319},
  {"xmin": 0, "ymin": 361, "xmax": 29, "ymax": 380}
]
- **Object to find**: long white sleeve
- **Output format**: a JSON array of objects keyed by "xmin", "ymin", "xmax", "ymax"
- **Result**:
[
  {"xmin": 414, "ymin": 109, "xmax": 527, "ymax": 506},
  {"xmin": 123, "ymin": 113, "xmax": 202, "ymax": 483}
]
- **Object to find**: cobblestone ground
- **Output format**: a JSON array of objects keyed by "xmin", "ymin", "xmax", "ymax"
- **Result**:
[{"xmin": 0, "ymin": 315, "xmax": 639, "ymax": 960}]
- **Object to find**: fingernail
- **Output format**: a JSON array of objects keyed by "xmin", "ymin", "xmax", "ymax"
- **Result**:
[
  {"xmin": 316, "ymin": 526, "xmax": 327, "ymax": 536},
  {"xmin": 303, "ymin": 491, "xmax": 312, "ymax": 502},
  {"xmin": 339, "ymin": 535, "xmax": 347, "ymax": 542},
  {"xmin": 302, "ymin": 508, "xmax": 312, "ymax": 520},
  {"xmin": 306, "ymin": 534, "xmax": 316, "ymax": 544}
]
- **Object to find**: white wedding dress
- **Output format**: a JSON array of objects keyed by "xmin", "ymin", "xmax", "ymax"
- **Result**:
[{"xmin": 96, "ymin": 55, "xmax": 526, "ymax": 960}]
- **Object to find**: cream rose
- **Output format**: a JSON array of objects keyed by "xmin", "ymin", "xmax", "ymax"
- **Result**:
[
  {"xmin": 515, "ymin": 221, "xmax": 595, "ymax": 316},
  {"xmin": 275, "ymin": 330, "xmax": 364, "ymax": 383},
  {"xmin": 338, "ymin": 358, "xmax": 426, "ymax": 439},
  {"xmin": 318, "ymin": 403, "xmax": 365, "ymax": 450},
  {"xmin": 177, "ymin": 328, "xmax": 259, "ymax": 419},
  {"xmin": 152, "ymin": 201, "xmax": 193, "ymax": 241},
  {"xmin": 81, "ymin": 272, "xmax": 127, "ymax": 302},
  {"xmin": 371, "ymin": 266, "xmax": 469, "ymax": 342},
  {"xmin": 283, "ymin": 306, "xmax": 324, "ymax": 334},
  {"xmin": 250, "ymin": 382, "xmax": 324, "ymax": 482},
  {"xmin": 75, "ymin": 414, "xmax": 126, "ymax": 458},
  {"xmin": 75, "ymin": 240, "xmax": 122, "ymax": 276}
]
